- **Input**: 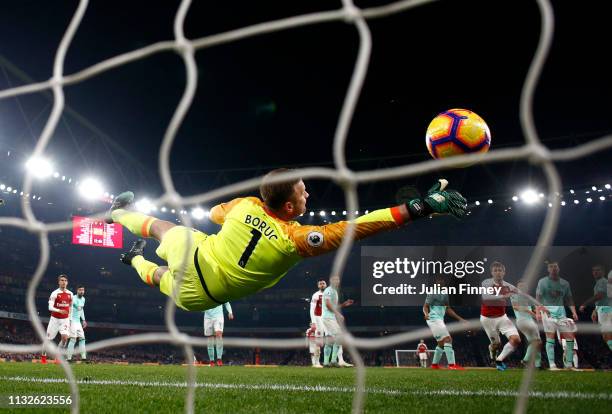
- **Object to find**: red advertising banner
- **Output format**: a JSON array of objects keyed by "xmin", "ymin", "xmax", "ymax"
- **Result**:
[{"xmin": 72, "ymin": 216, "xmax": 123, "ymax": 249}]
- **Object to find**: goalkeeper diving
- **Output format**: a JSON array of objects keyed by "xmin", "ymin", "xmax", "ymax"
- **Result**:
[{"xmin": 107, "ymin": 169, "xmax": 467, "ymax": 311}]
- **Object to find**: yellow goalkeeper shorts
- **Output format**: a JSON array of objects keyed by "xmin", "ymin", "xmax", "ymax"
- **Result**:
[{"xmin": 155, "ymin": 226, "xmax": 212, "ymax": 311}]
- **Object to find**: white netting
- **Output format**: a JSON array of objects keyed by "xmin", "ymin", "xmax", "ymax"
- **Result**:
[{"xmin": 1, "ymin": 0, "xmax": 611, "ymax": 413}]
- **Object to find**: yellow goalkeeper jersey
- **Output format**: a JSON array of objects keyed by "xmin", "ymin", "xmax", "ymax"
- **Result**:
[{"xmin": 196, "ymin": 197, "xmax": 404, "ymax": 305}]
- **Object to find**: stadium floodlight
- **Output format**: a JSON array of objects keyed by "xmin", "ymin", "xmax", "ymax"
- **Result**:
[
  {"xmin": 573, "ymin": 199, "xmax": 579, "ymax": 204},
  {"xmin": 161, "ymin": 207, "xmax": 167, "ymax": 212},
  {"xmin": 331, "ymin": 211, "xmax": 336, "ymax": 216},
  {"xmin": 561, "ymin": 201, "xmax": 566, "ymax": 206},
  {"xmin": 191, "ymin": 207, "xmax": 206, "ymax": 220},
  {"xmin": 592, "ymin": 186, "xmax": 597, "ymax": 191},
  {"xmin": 520, "ymin": 189, "xmax": 539, "ymax": 205},
  {"xmin": 548, "ymin": 202, "xmax": 552, "ymax": 207},
  {"xmin": 78, "ymin": 178, "xmax": 105, "ymax": 200},
  {"xmin": 342, "ymin": 210, "xmax": 347, "ymax": 215},
  {"xmin": 355, "ymin": 210, "xmax": 359, "ymax": 215},
  {"xmin": 171, "ymin": 209, "xmax": 176, "ymax": 214},
  {"xmin": 12, "ymin": 189, "xmax": 16, "ymax": 194},
  {"xmin": 365, "ymin": 210, "xmax": 369, "ymax": 214},
  {"xmin": 61, "ymin": 175, "xmax": 66, "ymax": 181},
  {"xmin": 6, "ymin": 186, "xmax": 12, "ymax": 192},
  {"xmin": 475, "ymin": 201, "xmax": 480, "ymax": 206},
  {"xmin": 0, "ymin": 184, "xmax": 4, "ymax": 190},
  {"xmin": 319, "ymin": 211, "xmax": 326, "ymax": 217},
  {"xmin": 53, "ymin": 172, "xmax": 60, "ymax": 178},
  {"xmin": 25, "ymin": 156, "xmax": 53, "ymax": 179},
  {"xmin": 600, "ymin": 196, "xmax": 606, "ymax": 201},
  {"xmin": 512, "ymin": 196, "xmax": 518, "ymax": 202},
  {"xmin": 586, "ymin": 198, "xmax": 592, "ymax": 203},
  {"xmin": 606, "ymin": 184, "xmax": 611, "ymax": 190},
  {"xmin": 134, "ymin": 198, "xmax": 155, "ymax": 214},
  {"xmin": 309, "ymin": 211, "xmax": 314, "ymax": 217},
  {"xmin": 487, "ymin": 199, "xmax": 493, "ymax": 204}
]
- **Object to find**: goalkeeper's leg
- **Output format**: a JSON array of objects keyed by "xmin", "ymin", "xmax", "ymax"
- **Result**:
[
  {"xmin": 121, "ymin": 239, "xmax": 169, "ymax": 287},
  {"xmin": 111, "ymin": 209, "xmax": 176, "ymax": 242}
]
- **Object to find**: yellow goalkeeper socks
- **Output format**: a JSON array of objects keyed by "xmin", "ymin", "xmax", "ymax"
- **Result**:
[
  {"xmin": 111, "ymin": 209, "xmax": 156, "ymax": 238},
  {"xmin": 131, "ymin": 255, "xmax": 159, "ymax": 286}
]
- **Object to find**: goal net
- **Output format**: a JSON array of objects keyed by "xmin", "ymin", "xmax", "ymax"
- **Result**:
[{"xmin": 0, "ymin": 1, "xmax": 611, "ymax": 414}]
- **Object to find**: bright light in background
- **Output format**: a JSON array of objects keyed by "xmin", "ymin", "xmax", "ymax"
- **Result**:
[
  {"xmin": 561, "ymin": 201, "xmax": 566, "ymax": 206},
  {"xmin": 331, "ymin": 211, "xmax": 336, "ymax": 216},
  {"xmin": 25, "ymin": 157, "xmax": 53, "ymax": 179},
  {"xmin": 592, "ymin": 186, "xmax": 597, "ymax": 191},
  {"xmin": 512, "ymin": 196, "xmax": 518, "ymax": 202},
  {"xmin": 191, "ymin": 207, "xmax": 205, "ymax": 220},
  {"xmin": 161, "ymin": 207, "xmax": 167, "ymax": 212},
  {"xmin": 475, "ymin": 201, "xmax": 480, "ymax": 206},
  {"xmin": 569, "ymin": 189, "xmax": 575, "ymax": 194},
  {"xmin": 53, "ymin": 172, "xmax": 60, "ymax": 178},
  {"xmin": 78, "ymin": 178, "xmax": 105, "ymax": 200},
  {"xmin": 586, "ymin": 198, "xmax": 592, "ymax": 203},
  {"xmin": 487, "ymin": 199, "xmax": 493, "ymax": 204},
  {"xmin": 600, "ymin": 196, "xmax": 606, "ymax": 201},
  {"xmin": 573, "ymin": 199, "xmax": 579, "ymax": 204},
  {"xmin": 309, "ymin": 211, "xmax": 314, "ymax": 217},
  {"xmin": 0, "ymin": 184, "xmax": 5, "ymax": 190},
  {"xmin": 319, "ymin": 211, "xmax": 326, "ymax": 217},
  {"xmin": 342, "ymin": 210, "xmax": 346, "ymax": 216},
  {"xmin": 520, "ymin": 189, "xmax": 539, "ymax": 204},
  {"xmin": 606, "ymin": 184, "xmax": 611, "ymax": 190},
  {"xmin": 135, "ymin": 198, "xmax": 154, "ymax": 213}
]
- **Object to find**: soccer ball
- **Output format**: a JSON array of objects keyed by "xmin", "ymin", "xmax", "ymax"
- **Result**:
[{"xmin": 425, "ymin": 108, "xmax": 491, "ymax": 160}]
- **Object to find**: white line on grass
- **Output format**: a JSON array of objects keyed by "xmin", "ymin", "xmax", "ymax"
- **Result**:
[{"xmin": 1, "ymin": 376, "xmax": 611, "ymax": 401}]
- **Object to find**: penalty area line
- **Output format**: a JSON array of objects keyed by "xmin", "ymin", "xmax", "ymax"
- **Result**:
[{"xmin": 0, "ymin": 376, "xmax": 611, "ymax": 400}]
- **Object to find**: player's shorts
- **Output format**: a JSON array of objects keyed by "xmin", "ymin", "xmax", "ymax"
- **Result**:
[
  {"xmin": 542, "ymin": 313, "xmax": 576, "ymax": 334},
  {"xmin": 308, "ymin": 339, "xmax": 318, "ymax": 354},
  {"xmin": 480, "ymin": 314, "xmax": 519, "ymax": 343},
  {"xmin": 418, "ymin": 352, "xmax": 428, "ymax": 360},
  {"xmin": 313, "ymin": 316, "xmax": 326, "ymax": 337},
  {"xmin": 46, "ymin": 316, "xmax": 70, "ymax": 339},
  {"xmin": 69, "ymin": 320, "xmax": 85, "ymax": 339},
  {"xmin": 597, "ymin": 309, "xmax": 612, "ymax": 333},
  {"xmin": 322, "ymin": 318, "xmax": 341, "ymax": 337},
  {"xmin": 155, "ymin": 226, "xmax": 210, "ymax": 311},
  {"xmin": 426, "ymin": 319, "xmax": 450, "ymax": 341},
  {"xmin": 516, "ymin": 318, "xmax": 540, "ymax": 342},
  {"xmin": 204, "ymin": 317, "xmax": 224, "ymax": 336}
]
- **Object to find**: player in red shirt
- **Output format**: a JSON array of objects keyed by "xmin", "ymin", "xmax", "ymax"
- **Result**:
[
  {"xmin": 41, "ymin": 275, "xmax": 73, "ymax": 364},
  {"xmin": 309, "ymin": 279, "xmax": 327, "ymax": 367},
  {"xmin": 417, "ymin": 339, "xmax": 429, "ymax": 368},
  {"xmin": 480, "ymin": 262, "xmax": 521, "ymax": 371}
]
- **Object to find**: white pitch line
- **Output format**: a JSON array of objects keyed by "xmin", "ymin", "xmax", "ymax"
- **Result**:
[{"xmin": 1, "ymin": 376, "xmax": 611, "ymax": 401}]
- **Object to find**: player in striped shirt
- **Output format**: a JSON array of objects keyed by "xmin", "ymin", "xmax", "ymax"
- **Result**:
[
  {"xmin": 423, "ymin": 288, "xmax": 467, "ymax": 370},
  {"xmin": 66, "ymin": 286, "xmax": 87, "ymax": 362},
  {"xmin": 579, "ymin": 265, "xmax": 612, "ymax": 352},
  {"xmin": 108, "ymin": 171, "xmax": 467, "ymax": 312},
  {"xmin": 203, "ymin": 303, "xmax": 233, "ymax": 366},
  {"xmin": 510, "ymin": 280, "xmax": 543, "ymax": 369},
  {"xmin": 536, "ymin": 261, "xmax": 578, "ymax": 370}
]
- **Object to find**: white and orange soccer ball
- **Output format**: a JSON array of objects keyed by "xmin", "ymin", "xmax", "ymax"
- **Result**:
[{"xmin": 425, "ymin": 108, "xmax": 491, "ymax": 160}]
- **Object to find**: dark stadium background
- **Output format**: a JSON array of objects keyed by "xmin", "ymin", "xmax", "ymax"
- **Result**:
[{"xmin": 0, "ymin": 1, "xmax": 611, "ymax": 366}]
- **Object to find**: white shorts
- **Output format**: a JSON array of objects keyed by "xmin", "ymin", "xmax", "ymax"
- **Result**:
[
  {"xmin": 480, "ymin": 314, "xmax": 519, "ymax": 344},
  {"xmin": 46, "ymin": 316, "xmax": 70, "ymax": 339},
  {"xmin": 69, "ymin": 321, "xmax": 85, "ymax": 339},
  {"xmin": 313, "ymin": 316, "xmax": 326, "ymax": 337},
  {"xmin": 308, "ymin": 339, "xmax": 318, "ymax": 354},
  {"xmin": 426, "ymin": 319, "xmax": 450, "ymax": 341},
  {"xmin": 322, "ymin": 318, "xmax": 341, "ymax": 337},
  {"xmin": 516, "ymin": 318, "xmax": 540, "ymax": 342},
  {"xmin": 598, "ymin": 309, "xmax": 612, "ymax": 333},
  {"xmin": 418, "ymin": 352, "xmax": 428, "ymax": 360},
  {"xmin": 204, "ymin": 317, "xmax": 224, "ymax": 336},
  {"xmin": 543, "ymin": 314, "xmax": 576, "ymax": 334}
]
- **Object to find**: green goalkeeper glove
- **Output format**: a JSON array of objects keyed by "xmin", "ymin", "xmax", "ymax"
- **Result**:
[{"xmin": 406, "ymin": 179, "xmax": 468, "ymax": 220}]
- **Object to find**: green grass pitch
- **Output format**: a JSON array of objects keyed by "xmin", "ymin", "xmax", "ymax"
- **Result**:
[{"xmin": 0, "ymin": 363, "xmax": 610, "ymax": 413}]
